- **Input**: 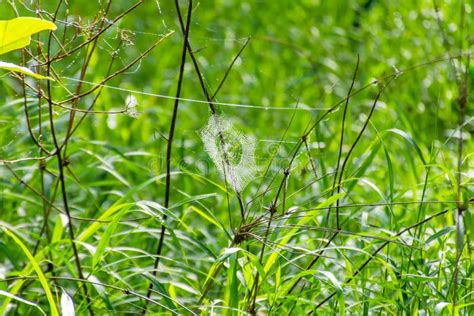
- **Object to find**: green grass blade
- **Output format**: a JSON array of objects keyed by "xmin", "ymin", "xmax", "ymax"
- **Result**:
[{"xmin": 1, "ymin": 227, "xmax": 59, "ymax": 316}]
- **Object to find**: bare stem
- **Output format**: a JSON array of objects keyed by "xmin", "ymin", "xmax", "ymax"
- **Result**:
[{"xmin": 143, "ymin": 1, "xmax": 193, "ymax": 313}]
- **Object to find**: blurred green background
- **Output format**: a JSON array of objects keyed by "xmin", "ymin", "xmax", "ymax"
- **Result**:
[{"xmin": 0, "ymin": 0, "xmax": 472, "ymax": 314}]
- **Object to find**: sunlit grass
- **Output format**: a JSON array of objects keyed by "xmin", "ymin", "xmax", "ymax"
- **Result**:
[{"xmin": 0, "ymin": 0, "xmax": 473, "ymax": 315}]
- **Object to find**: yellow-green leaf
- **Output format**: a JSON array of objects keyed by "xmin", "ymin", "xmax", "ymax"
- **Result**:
[
  {"xmin": 2, "ymin": 227, "xmax": 59, "ymax": 316},
  {"xmin": 0, "ymin": 17, "xmax": 57, "ymax": 55},
  {"xmin": 264, "ymin": 192, "xmax": 346, "ymax": 273},
  {"xmin": 0, "ymin": 61, "xmax": 54, "ymax": 80}
]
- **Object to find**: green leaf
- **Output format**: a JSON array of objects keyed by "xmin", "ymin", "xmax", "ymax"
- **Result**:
[
  {"xmin": 51, "ymin": 214, "xmax": 65, "ymax": 244},
  {"xmin": 189, "ymin": 205, "xmax": 224, "ymax": 231},
  {"xmin": 2, "ymin": 227, "xmax": 59, "ymax": 316},
  {"xmin": 426, "ymin": 226, "xmax": 455, "ymax": 244},
  {"xmin": 0, "ymin": 17, "xmax": 57, "ymax": 55},
  {"xmin": 345, "ymin": 139, "xmax": 381, "ymax": 194},
  {"xmin": 264, "ymin": 192, "xmax": 346, "ymax": 273},
  {"xmin": 456, "ymin": 213, "xmax": 465, "ymax": 251},
  {"xmin": 435, "ymin": 302, "xmax": 450, "ymax": 315},
  {"xmin": 0, "ymin": 247, "xmax": 44, "ymax": 314},
  {"xmin": 385, "ymin": 128, "xmax": 426, "ymax": 165},
  {"xmin": 470, "ymin": 63, "xmax": 474, "ymax": 86},
  {"xmin": 465, "ymin": 208, "xmax": 474, "ymax": 242},
  {"xmin": 227, "ymin": 254, "xmax": 239, "ymax": 315},
  {"xmin": 318, "ymin": 270, "xmax": 342, "ymax": 293},
  {"xmin": 382, "ymin": 144, "xmax": 394, "ymax": 201},
  {"xmin": 217, "ymin": 247, "xmax": 243, "ymax": 262},
  {"xmin": 0, "ymin": 61, "xmax": 54, "ymax": 80},
  {"xmin": 93, "ymin": 207, "xmax": 130, "ymax": 267},
  {"xmin": 0, "ymin": 290, "xmax": 46, "ymax": 315},
  {"xmin": 78, "ymin": 203, "xmax": 133, "ymax": 243},
  {"xmin": 142, "ymin": 274, "xmax": 178, "ymax": 312}
]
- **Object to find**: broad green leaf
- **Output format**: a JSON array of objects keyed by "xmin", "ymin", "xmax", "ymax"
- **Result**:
[
  {"xmin": 2, "ymin": 227, "xmax": 59, "ymax": 316},
  {"xmin": 51, "ymin": 214, "xmax": 65, "ymax": 244},
  {"xmin": 189, "ymin": 205, "xmax": 223, "ymax": 230},
  {"xmin": 426, "ymin": 226, "xmax": 455, "ymax": 244},
  {"xmin": 0, "ymin": 17, "xmax": 57, "ymax": 55},
  {"xmin": 385, "ymin": 128, "xmax": 426, "ymax": 165},
  {"xmin": 93, "ymin": 207, "xmax": 129, "ymax": 267},
  {"xmin": 169, "ymin": 284, "xmax": 177, "ymax": 302},
  {"xmin": 0, "ymin": 61, "xmax": 54, "ymax": 80},
  {"xmin": 78, "ymin": 203, "xmax": 133, "ymax": 242}
]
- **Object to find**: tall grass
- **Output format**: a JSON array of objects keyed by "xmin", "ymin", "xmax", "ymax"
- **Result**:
[{"xmin": 0, "ymin": 0, "xmax": 472, "ymax": 315}]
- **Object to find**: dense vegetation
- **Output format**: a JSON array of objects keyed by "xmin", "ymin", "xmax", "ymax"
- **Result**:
[{"xmin": 0, "ymin": 0, "xmax": 473, "ymax": 314}]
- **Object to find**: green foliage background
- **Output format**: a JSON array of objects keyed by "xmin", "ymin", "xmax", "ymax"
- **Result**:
[{"xmin": 0, "ymin": 0, "xmax": 473, "ymax": 314}]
